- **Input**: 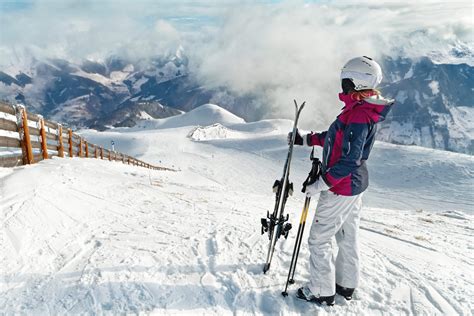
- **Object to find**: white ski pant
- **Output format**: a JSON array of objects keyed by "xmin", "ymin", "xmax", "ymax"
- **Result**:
[{"xmin": 307, "ymin": 190, "xmax": 363, "ymax": 297}]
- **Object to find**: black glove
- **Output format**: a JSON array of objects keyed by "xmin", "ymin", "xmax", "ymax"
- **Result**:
[{"xmin": 287, "ymin": 129, "xmax": 304, "ymax": 146}]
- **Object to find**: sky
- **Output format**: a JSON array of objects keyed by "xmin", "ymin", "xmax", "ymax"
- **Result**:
[
  {"xmin": 0, "ymin": 0, "xmax": 472, "ymax": 123},
  {"xmin": 2, "ymin": 0, "xmax": 470, "ymax": 63}
]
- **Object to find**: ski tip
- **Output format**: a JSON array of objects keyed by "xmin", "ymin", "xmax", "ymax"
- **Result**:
[{"xmin": 282, "ymin": 291, "xmax": 289, "ymax": 297}]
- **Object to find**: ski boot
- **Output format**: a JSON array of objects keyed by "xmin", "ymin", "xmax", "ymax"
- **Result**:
[
  {"xmin": 336, "ymin": 284, "xmax": 355, "ymax": 300},
  {"xmin": 296, "ymin": 287, "xmax": 335, "ymax": 306}
]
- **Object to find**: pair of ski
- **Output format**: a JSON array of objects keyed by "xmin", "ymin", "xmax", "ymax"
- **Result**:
[{"xmin": 260, "ymin": 100, "xmax": 321, "ymax": 297}]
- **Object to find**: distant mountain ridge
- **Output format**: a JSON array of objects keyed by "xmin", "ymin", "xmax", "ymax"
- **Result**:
[
  {"xmin": 0, "ymin": 52, "xmax": 472, "ymax": 153},
  {"xmin": 379, "ymin": 56, "xmax": 473, "ymax": 154}
]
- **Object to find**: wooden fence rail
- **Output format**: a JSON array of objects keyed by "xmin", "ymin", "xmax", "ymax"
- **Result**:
[{"xmin": 0, "ymin": 101, "xmax": 169, "ymax": 170}]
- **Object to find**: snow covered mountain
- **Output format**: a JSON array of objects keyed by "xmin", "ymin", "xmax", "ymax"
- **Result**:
[
  {"xmin": 1, "ymin": 104, "xmax": 472, "ymax": 314},
  {"xmin": 379, "ymin": 57, "xmax": 473, "ymax": 154},
  {"xmin": 0, "ymin": 51, "xmax": 189, "ymax": 129},
  {"xmin": 0, "ymin": 53, "xmax": 472, "ymax": 153}
]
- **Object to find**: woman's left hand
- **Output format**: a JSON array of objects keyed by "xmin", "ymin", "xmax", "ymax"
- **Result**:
[{"xmin": 305, "ymin": 179, "xmax": 330, "ymax": 197}]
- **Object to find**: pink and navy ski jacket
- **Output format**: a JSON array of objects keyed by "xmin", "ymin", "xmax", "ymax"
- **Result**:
[{"xmin": 308, "ymin": 93, "xmax": 394, "ymax": 196}]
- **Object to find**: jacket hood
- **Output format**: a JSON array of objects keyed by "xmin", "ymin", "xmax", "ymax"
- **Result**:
[{"xmin": 338, "ymin": 92, "xmax": 394, "ymax": 123}]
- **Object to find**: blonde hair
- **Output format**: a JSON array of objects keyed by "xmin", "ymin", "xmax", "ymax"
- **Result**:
[{"xmin": 350, "ymin": 89, "xmax": 380, "ymax": 101}]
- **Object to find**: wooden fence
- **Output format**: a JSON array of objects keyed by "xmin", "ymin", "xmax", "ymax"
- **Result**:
[{"xmin": 0, "ymin": 101, "xmax": 168, "ymax": 170}]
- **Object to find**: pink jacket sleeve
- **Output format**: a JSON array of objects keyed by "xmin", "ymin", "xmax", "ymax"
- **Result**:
[{"xmin": 307, "ymin": 131, "xmax": 327, "ymax": 147}]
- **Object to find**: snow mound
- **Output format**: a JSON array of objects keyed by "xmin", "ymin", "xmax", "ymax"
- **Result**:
[
  {"xmin": 136, "ymin": 104, "xmax": 245, "ymax": 130},
  {"xmin": 187, "ymin": 123, "xmax": 242, "ymax": 141}
]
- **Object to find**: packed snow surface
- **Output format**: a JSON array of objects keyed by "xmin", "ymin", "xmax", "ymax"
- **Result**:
[{"xmin": 1, "ymin": 104, "xmax": 473, "ymax": 315}]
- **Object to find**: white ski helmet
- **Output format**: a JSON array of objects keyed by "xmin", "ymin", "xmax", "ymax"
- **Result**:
[{"xmin": 340, "ymin": 56, "xmax": 383, "ymax": 90}]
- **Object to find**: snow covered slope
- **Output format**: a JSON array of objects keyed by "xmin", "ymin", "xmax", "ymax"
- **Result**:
[
  {"xmin": 1, "ymin": 105, "xmax": 473, "ymax": 315},
  {"xmin": 380, "ymin": 57, "xmax": 474, "ymax": 154}
]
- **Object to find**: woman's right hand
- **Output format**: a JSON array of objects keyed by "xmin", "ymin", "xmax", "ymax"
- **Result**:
[{"xmin": 287, "ymin": 129, "xmax": 304, "ymax": 146}]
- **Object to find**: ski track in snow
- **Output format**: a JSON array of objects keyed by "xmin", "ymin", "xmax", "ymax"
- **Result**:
[{"xmin": 1, "ymin": 105, "xmax": 473, "ymax": 315}]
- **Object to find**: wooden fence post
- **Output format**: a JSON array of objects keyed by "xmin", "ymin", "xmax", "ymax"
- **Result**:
[
  {"xmin": 100, "ymin": 147, "xmax": 103, "ymax": 159},
  {"xmin": 85, "ymin": 141, "xmax": 89, "ymax": 158},
  {"xmin": 78, "ymin": 137, "xmax": 83, "ymax": 157},
  {"xmin": 57, "ymin": 124, "xmax": 64, "ymax": 158},
  {"xmin": 108, "ymin": 150, "xmax": 111, "ymax": 161},
  {"xmin": 15, "ymin": 105, "xmax": 34, "ymax": 164},
  {"xmin": 95, "ymin": 146, "xmax": 98, "ymax": 158},
  {"xmin": 38, "ymin": 116, "xmax": 49, "ymax": 160},
  {"xmin": 68, "ymin": 129, "xmax": 74, "ymax": 157}
]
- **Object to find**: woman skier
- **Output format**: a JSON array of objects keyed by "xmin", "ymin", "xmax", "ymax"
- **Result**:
[{"xmin": 289, "ymin": 56, "xmax": 394, "ymax": 305}]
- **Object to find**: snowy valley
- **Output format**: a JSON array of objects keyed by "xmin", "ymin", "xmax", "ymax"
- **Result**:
[{"xmin": 1, "ymin": 104, "xmax": 472, "ymax": 315}]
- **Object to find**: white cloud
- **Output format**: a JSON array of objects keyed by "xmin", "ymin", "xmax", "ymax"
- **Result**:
[
  {"xmin": 0, "ymin": 0, "xmax": 223, "ymax": 64},
  {"xmin": 190, "ymin": 1, "xmax": 473, "ymax": 128},
  {"xmin": 154, "ymin": 20, "xmax": 180, "ymax": 40}
]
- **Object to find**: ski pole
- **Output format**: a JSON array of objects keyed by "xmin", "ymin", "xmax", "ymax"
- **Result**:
[
  {"xmin": 282, "ymin": 152, "xmax": 321, "ymax": 296},
  {"xmin": 282, "ymin": 196, "xmax": 311, "ymax": 297}
]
